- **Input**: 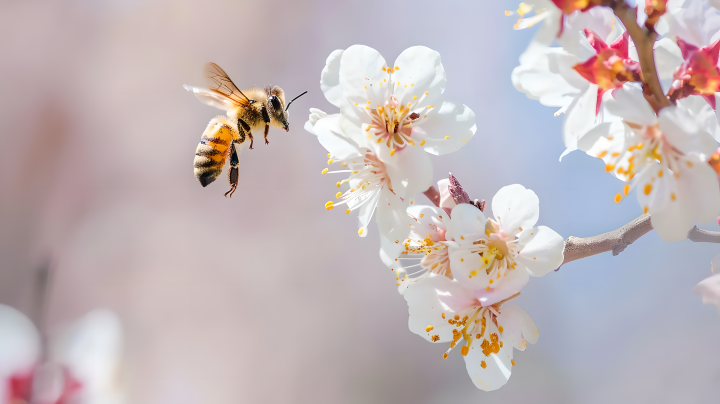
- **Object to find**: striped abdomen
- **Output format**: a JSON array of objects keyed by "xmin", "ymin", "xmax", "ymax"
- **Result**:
[{"xmin": 194, "ymin": 117, "xmax": 236, "ymax": 187}]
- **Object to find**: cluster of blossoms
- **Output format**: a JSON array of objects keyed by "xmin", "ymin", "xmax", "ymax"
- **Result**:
[
  {"xmin": 512, "ymin": 0, "xmax": 720, "ymax": 241},
  {"xmin": 305, "ymin": 45, "xmax": 565, "ymax": 390},
  {"xmin": 303, "ymin": 0, "xmax": 720, "ymax": 393},
  {"xmin": 0, "ymin": 306, "xmax": 122, "ymax": 404}
]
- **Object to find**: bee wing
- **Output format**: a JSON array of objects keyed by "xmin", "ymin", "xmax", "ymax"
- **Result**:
[
  {"xmin": 184, "ymin": 84, "xmax": 239, "ymax": 110},
  {"xmin": 203, "ymin": 62, "xmax": 251, "ymax": 105}
]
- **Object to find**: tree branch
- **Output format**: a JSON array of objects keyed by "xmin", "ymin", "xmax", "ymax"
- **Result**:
[
  {"xmin": 560, "ymin": 214, "xmax": 653, "ymax": 267},
  {"xmin": 611, "ymin": 0, "xmax": 672, "ymax": 110},
  {"xmin": 687, "ymin": 226, "xmax": 720, "ymax": 243}
]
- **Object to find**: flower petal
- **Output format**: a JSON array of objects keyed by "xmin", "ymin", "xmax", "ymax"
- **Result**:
[
  {"xmin": 0, "ymin": 304, "xmax": 40, "ymax": 378},
  {"xmin": 310, "ymin": 114, "xmax": 363, "ymax": 160},
  {"xmin": 412, "ymin": 101, "xmax": 476, "ymax": 155},
  {"xmin": 562, "ymin": 84, "xmax": 600, "ymax": 151},
  {"xmin": 376, "ymin": 186, "xmax": 411, "ymax": 242},
  {"xmin": 472, "ymin": 268, "xmax": 530, "ymax": 307},
  {"xmin": 437, "ymin": 178, "xmax": 457, "ymax": 213},
  {"xmin": 379, "ymin": 145, "xmax": 433, "ymax": 200},
  {"xmin": 605, "ymin": 83, "xmax": 658, "ymax": 127},
  {"xmin": 694, "ymin": 272, "xmax": 720, "ymax": 314},
  {"xmin": 464, "ymin": 318, "xmax": 514, "ymax": 391},
  {"xmin": 446, "ymin": 203, "xmax": 486, "ymax": 242},
  {"xmin": 492, "ymin": 184, "xmax": 540, "ymax": 237},
  {"xmin": 338, "ymin": 45, "xmax": 388, "ymax": 106},
  {"xmin": 392, "ymin": 46, "xmax": 446, "ymax": 104},
  {"xmin": 320, "ymin": 49, "xmax": 345, "ymax": 107},
  {"xmin": 405, "ymin": 274, "xmax": 475, "ymax": 343},
  {"xmin": 515, "ymin": 226, "xmax": 565, "ymax": 277},
  {"xmin": 659, "ymin": 106, "xmax": 718, "ymax": 157},
  {"xmin": 497, "ymin": 304, "xmax": 539, "ymax": 350}
]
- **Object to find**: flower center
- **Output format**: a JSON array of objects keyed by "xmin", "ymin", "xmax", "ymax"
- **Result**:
[
  {"xmin": 357, "ymin": 68, "xmax": 435, "ymax": 155},
  {"xmin": 466, "ymin": 220, "xmax": 519, "ymax": 285}
]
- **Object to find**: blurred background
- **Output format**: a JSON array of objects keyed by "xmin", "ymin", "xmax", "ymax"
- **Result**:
[{"xmin": 1, "ymin": 0, "xmax": 719, "ymax": 402}]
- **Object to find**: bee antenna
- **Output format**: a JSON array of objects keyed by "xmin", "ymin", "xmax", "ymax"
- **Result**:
[{"xmin": 285, "ymin": 91, "xmax": 308, "ymax": 111}]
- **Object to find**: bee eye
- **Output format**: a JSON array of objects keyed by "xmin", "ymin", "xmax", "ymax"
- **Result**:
[{"xmin": 270, "ymin": 95, "xmax": 281, "ymax": 111}]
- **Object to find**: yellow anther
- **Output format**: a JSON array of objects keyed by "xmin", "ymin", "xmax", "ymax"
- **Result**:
[
  {"xmin": 413, "ymin": 95, "xmax": 417, "ymax": 100},
  {"xmin": 462, "ymin": 138, "xmax": 466, "ymax": 141},
  {"xmin": 643, "ymin": 206, "xmax": 648, "ymax": 214},
  {"xmin": 327, "ymin": 153, "xmax": 331, "ymax": 158},
  {"xmin": 597, "ymin": 150, "xmax": 607, "ymax": 158},
  {"xmin": 443, "ymin": 352, "xmax": 448, "ymax": 359},
  {"xmin": 382, "ymin": 67, "xmax": 387, "ymax": 72},
  {"xmin": 325, "ymin": 201, "xmax": 334, "ymax": 207},
  {"xmin": 445, "ymin": 136, "xmax": 449, "ymax": 139},
  {"xmin": 485, "ymin": 229, "xmax": 491, "ymax": 236},
  {"xmin": 358, "ymin": 227, "xmax": 364, "ymax": 236},
  {"xmin": 614, "ymin": 193, "xmax": 622, "ymax": 203},
  {"xmin": 427, "ymin": 105, "xmax": 435, "ymax": 108},
  {"xmin": 327, "ymin": 159, "xmax": 334, "ymax": 164},
  {"xmin": 481, "ymin": 361, "xmax": 487, "ymax": 369},
  {"xmin": 686, "ymin": 161, "xmax": 694, "ymax": 167},
  {"xmin": 461, "ymin": 346, "xmax": 469, "ymax": 356},
  {"xmin": 658, "ymin": 170, "xmax": 663, "ymax": 177},
  {"xmin": 336, "ymin": 182, "xmax": 341, "ymax": 188},
  {"xmin": 424, "ymin": 91, "xmax": 428, "ymax": 95},
  {"xmin": 345, "ymin": 209, "xmax": 351, "ymax": 214},
  {"xmin": 390, "ymin": 149, "xmax": 396, "ymax": 156},
  {"xmin": 671, "ymin": 193, "xmax": 676, "ymax": 201},
  {"xmin": 367, "ymin": 100, "xmax": 371, "ymax": 104},
  {"xmin": 395, "ymin": 66, "xmax": 399, "ymax": 70},
  {"xmin": 335, "ymin": 192, "xmax": 342, "ymax": 198},
  {"xmin": 470, "ymin": 270, "xmax": 478, "ymax": 276},
  {"xmin": 505, "ymin": 10, "xmax": 512, "ymax": 15},
  {"xmin": 643, "ymin": 183, "xmax": 652, "ymax": 195},
  {"xmin": 511, "ymin": 359, "xmax": 516, "ymax": 366},
  {"xmin": 498, "ymin": 326, "xmax": 504, "ymax": 333},
  {"xmin": 326, "ymin": 206, "xmax": 334, "ymax": 210},
  {"xmin": 623, "ymin": 184, "xmax": 629, "ymax": 196},
  {"xmin": 321, "ymin": 168, "xmax": 328, "ymax": 174},
  {"xmin": 420, "ymin": 140, "xmax": 426, "ymax": 146},
  {"xmin": 489, "ymin": 279, "xmax": 494, "ymax": 284},
  {"xmin": 426, "ymin": 325, "xmax": 434, "ymax": 332}
]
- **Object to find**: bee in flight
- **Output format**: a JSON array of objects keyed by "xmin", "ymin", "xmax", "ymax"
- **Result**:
[{"xmin": 184, "ymin": 62, "xmax": 306, "ymax": 197}]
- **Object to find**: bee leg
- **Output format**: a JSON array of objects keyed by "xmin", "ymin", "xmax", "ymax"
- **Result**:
[
  {"xmin": 260, "ymin": 104, "xmax": 271, "ymax": 145},
  {"xmin": 224, "ymin": 143, "xmax": 240, "ymax": 198},
  {"xmin": 238, "ymin": 118, "xmax": 253, "ymax": 150}
]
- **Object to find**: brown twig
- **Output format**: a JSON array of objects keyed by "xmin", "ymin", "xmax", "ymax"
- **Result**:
[{"xmin": 611, "ymin": 0, "xmax": 672, "ymax": 110}]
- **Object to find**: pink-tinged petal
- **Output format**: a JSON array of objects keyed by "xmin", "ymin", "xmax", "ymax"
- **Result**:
[
  {"xmin": 446, "ymin": 203, "xmax": 486, "ymax": 242},
  {"xmin": 491, "ymin": 184, "xmax": 540, "ymax": 237},
  {"xmin": 376, "ymin": 186, "xmax": 411, "ymax": 243},
  {"xmin": 437, "ymin": 178, "xmax": 458, "ymax": 213},
  {"xmin": 693, "ymin": 254, "xmax": 720, "ymax": 313},
  {"xmin": 320, "ymin": 49, "xmax": 345, "ymax": 107},
  {"xmin": 515, "ymin": 226, "xmax": 565, "ymax": 277},
  {"xmin": 412, "ymin": 101, "xmax": 476, "ymax": 155},
  {"xmin": 497, "ymin": 304, "xmax": 539, "ymax": 350},
  {"xmin": 463, "ymin": 318, "xmax": 514, "ymax": 391},
  {"xmin": 0, "ymin": 305, "xmax": 40, "ymax": 382},
  {"xmin": 677, "ymin": 37, "xmax": 700, "ymax": 60},
  {"xmin": 338, "ymin": 45, "xmax": 389, "ymax": 106},
  {"xmin": 392, "ymin": 46, "xmax": 446, "ymax": 103},
  {"xmin": 405, "ymin": 275, "xmax": 476, "ymax": 343},
  {"xmin": 471, "ymin": 268, "xmax": 529, "ymax": 307}
]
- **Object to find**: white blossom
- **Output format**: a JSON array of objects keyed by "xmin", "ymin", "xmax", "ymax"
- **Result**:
[{"xmin": 405, "ymin": 273, "xmax": 538, "ymax": 391}]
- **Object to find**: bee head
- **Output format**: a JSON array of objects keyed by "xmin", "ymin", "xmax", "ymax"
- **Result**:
[{"xmin": 265, "ymin": 86, "xmax": 289, "ymax": 131}]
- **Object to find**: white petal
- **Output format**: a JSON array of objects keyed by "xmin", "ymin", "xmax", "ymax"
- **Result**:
[
  {"xmin": 694, "ymin": 271, "xmax": 720, "ymax": 314},
  {"xmin": 497, "ymin": 304, "xmax": 539, "ymax": 350},
  {"xmin": 320, "ymin": 49, "xmax": 345, "ymax": 107},
  {"xmin": 0, "ymin": 305, "xmax": 39, "ymax": 379},
  {"xmin": 515, "ymin": 226, "xmax": 565, "ymax": 277},
  {"xmin": 512, "ymin": 48, "xmax": 586, "ymax": 107},
  {"xmin": 338, "ymin": 45, "xmax": 388, "ymax": 106},
  {"xmin": 471, "ymin": 268, "xmax": 530, "ymax": 307},
  {"xmin": 412, "ymin": 101, "xmax": 476, "ymax": 155},
  {"xmin": 352, "ymin": 187, "xmax": 380, "ymax": 238},
  {"xmin": 405, "ymin": 275, "xmax": 475, "ymax": 343},
  {"xmin": 446, "ymin": 204, "xmax": 486, "ymax": 242},
  {"xmin": 492, "ymin": 184, "xmax": 540, "ymax": 237},
  {"xmin": 311, "ymin": 114, "xmax": 363, "ymax": 160},
  {"xmin": 392, "ymin": 46, "xmax": 446, "ymax": 101},
  {"xmin": 605, "ymin": 83, "xmax": 658, "ymax": 127},
  {"xmin": 653, "ymin": 38, "xmax": 684, "ymax": 80},
  {"xmin": 379, "ymin": 145, "xmax": 433, "ymax": 200},
  {"xmin": 376, "ymin": 186, "xmax": 411, "ymax": 242},
  {"xmin": 659, "ymin": 106, "xmax": 718, "ymax": 157},
  {"xmin": 562, "ymin": 84, "xmax": 600, "ymax": 151},
  {"xmin": 464, "ymin": 318, "xmax": 514, "ymax": 391},
  {"xmin": 53, "ymin": 310, "xmax": 123, "ymax": 401}
]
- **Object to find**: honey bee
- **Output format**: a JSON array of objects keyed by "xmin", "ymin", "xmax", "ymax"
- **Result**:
[{"xmin": 184, "ymin": 62, "xmax": 306, "ymax": 197}]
